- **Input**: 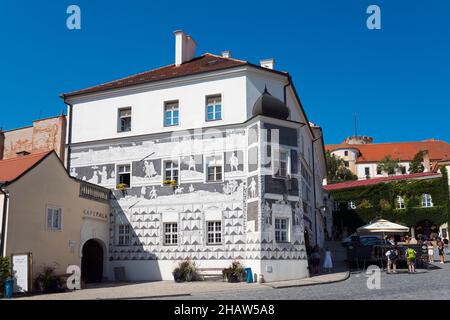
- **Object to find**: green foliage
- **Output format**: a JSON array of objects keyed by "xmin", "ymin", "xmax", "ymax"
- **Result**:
[
  {"xmin": 172, "ymin": 258, "xmax": 201, "ymax": 282},
  {"xmin": 377, "ymin": 155, "xmax": 400, "ymax": 175},
  {"xmin": 0, "ymin": 257, "xmax": 11, "ymax": 297},
  {"xmin": 331, "ymin": 167, "xmax": 450, "ymax": 230},
  {"xmin": 222, "ymin": 260, "xmax": 246, "ymax": 283},
  {"xmin": 409, "ymin": 151, "xmax": 425, "ymax": 174},
  {"xmin": 326, "ymin": 151, "xmax": 357, "ymax": 184},
  {"xmin": 33, "ymin": 265, "xmax": 64, "ymax": 294}
]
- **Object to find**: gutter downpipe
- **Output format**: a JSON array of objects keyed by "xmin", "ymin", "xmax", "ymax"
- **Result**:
[
  {"xmin": 311, "ymin": 135, "xmax": 322, "ymax": 246},
  {"xmin": 0, "ymin": 185, "xmax": 9, "ymax": 257},
  {"xmin": 283, "ymin": 75, "xmax": 292, "ymax": 105},
  {"xmin": 63, "ymin": 96, "xmax": 73, "ymax": 174}
]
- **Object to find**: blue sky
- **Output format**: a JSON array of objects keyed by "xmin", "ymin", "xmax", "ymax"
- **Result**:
[{"xmin": 0, "ymin": 0, "xmax": 448, "ymax": 144}]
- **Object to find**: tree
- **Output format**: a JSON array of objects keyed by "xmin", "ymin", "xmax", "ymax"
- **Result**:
[
  {"xmin": 409, "ymin": 151, "xmax": 425, "ymax": 174},
  {"xmin": 377, "ymin": 155, "xmax": 400, "ymax": 175},
  {"xmin": 326, "ymin": 151, "xmax": 357, "ymax": 184}
]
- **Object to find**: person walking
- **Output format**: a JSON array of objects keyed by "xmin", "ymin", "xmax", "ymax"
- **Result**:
[
  {"xmin": 311, "ymin": 245, "xmax": 321, "ymax": 274},
  {"xmin": 427, "ymin": 241, "xmax": 435, "ymax": 264},
  {"xmin": 385, "ymin": 246, "xmax": 399, "ymax": 274},
  {"xmin": 323, "ymin": 247, "xmax": 333, "ymax": 273},
  {"xmin": 406, "ymin": 246, "xmax": 417, "ymax": 273},
  {"xmin": 437, "ymin": 239, "xmax": 445, "ymax": 264}
]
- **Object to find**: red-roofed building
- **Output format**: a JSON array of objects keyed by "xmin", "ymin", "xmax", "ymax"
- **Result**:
[
  {"xmin": 326, "ymin": 136, "xmax": 450, "ymax": 181},
  {"xmin": 0, "ymin": 151, "xmax": 111, "ymax": 290}
]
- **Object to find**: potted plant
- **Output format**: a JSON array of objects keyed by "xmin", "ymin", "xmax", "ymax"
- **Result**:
[
  {"xmin": 33, "ymin": 265, "xmax": 64, "ymax": 294},
  {"xmin": 172, "ymin": 258, "xmax": 200, "ymax": 282},
  {"xmin": 116, "ymin": 183, "xmax": 128, "ymax": 196},
  {"xmin": 222, "ymin": 260, "xmax": 246, "ymax": 283},
  {"xmin": 0, "ymin": 257, "xmax": 11, "ymax": 298}
]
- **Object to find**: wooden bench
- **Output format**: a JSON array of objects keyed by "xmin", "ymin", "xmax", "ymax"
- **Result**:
[{"xmin": 197, "ymin": 268, "xmax": 224, "ymax": 281}]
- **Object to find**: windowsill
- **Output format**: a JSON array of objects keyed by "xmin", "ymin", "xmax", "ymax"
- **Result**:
[
  {"xmin": 117, "ymin": 130, "xmax": 132, "ymax": 134},
  {"xmin": 164, "ymin": 125, "xmax": 179, "ymax": 128},
  {"xmin": 206, "ymin": 243, "xmax": 223, "ymax": 246},
  {"xmin": 275, "ymin": 241, "xmax": 290, "ymax": 244},
  {"xmin": 205, "ymin": 119, "xmax": 222, "ymax": 122}
]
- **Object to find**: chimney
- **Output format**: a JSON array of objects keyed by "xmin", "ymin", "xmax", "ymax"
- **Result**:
[
  {"xmin": 174, "ymin": 30, "xmax": 197, "ymax": 66},
  {"xmin": 221, "ymin": 51, "xmax": 232, "ymax": 58},
  {"xmin": 260, "ymin": 58, "xmax": 275, "ymax": 70},
  {"xmin": 0, "ymin": 129, "xmax": 4, "ymax": 160}
]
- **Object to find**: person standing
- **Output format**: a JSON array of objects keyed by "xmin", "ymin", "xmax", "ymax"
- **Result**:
[
  {"xmin": 444, "ymin": 238, "xmax": 449, "ymax": 255},
  {"xmin": 323, "ymin": 247, "xmax": 333, "ymax": 273},
  {"xmin": 427, "ymin": 241, "xmax": 435, "ymax": 263},
  {"xmin": 437, "ymin": 239, "xmax": 445, "ymax": 264},
  {"xmin": 385, "ymin": 246, "xmax": 399, "ymax": 274},
  {"xmin": 406, "ymin": 247, "xmax": 417, "ymax": 273}
]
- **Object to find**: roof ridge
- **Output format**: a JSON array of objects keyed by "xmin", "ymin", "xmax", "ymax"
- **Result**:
[
  {"xmin": 203, "ymin": 52, "xmax": 248, "ymax": 64},
  {"xmin": 0, "ymin": 151, "xmax": 53, "ymax": 163}
]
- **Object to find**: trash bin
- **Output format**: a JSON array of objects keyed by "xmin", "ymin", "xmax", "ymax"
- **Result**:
[
  {"xmin": 245, "ymin": 268, "xmax": 253, "ymax": 283},
  {"xmin": 4, "ymin": 278, "xmax": 14, "ymax": 299}
]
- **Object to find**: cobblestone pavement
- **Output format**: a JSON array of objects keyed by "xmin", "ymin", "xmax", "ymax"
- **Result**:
[{"xmin": 153, "ymin": 261, "xmax": 450, "ymax": 300}]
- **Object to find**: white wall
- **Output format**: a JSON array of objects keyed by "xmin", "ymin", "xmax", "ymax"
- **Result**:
[
  {"xmin": 71, "ymin": 74, "xmax": 247, "ymax": 143},
  {"xmin": 356, "ymin": 161, "xmax": 410, "ymax": 180}
]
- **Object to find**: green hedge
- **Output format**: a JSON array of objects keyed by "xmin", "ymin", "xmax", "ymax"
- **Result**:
[{"xmin": 331, "ymin": 167, "xmax": 450, "ymax": 229}]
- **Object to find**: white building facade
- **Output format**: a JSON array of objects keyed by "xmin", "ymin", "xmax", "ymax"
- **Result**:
[{"xmin": 62, "ymin": 31, "xmax": 327, "ymax": 282}]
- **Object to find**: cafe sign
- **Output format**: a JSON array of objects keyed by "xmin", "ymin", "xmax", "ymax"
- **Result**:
[{"xmin": 83, "ymin": 209, "xmax": 108, "ymax": 221}]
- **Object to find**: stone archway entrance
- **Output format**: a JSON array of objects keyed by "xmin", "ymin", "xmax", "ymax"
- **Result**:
[{"xmin": 81, "ymin": 239, "xmax": 104, "ymax": 283}]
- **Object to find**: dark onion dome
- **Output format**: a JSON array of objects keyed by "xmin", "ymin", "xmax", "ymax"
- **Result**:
[{"xmin": 252, "ymin": 87, "xmax": 290, "ymax": 120}]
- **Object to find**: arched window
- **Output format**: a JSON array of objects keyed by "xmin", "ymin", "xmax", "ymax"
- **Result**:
[
  {"xmin": 397, "ymin": 196, "xmax": 405, "ymax": 209},
  {"xmin": 422, "ymin": 194, "xmax": 433, "ymax": 208}
]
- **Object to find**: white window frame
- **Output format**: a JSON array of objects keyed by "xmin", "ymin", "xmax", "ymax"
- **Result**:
[
  {"xmin": 205, "ymin": 95, "xmax": 222, "ymax": 122},
  {"xmin": 116, "ymin": 163, "xmax": 132, "ymax": 189},
  {"xmin": 204, "ymin": 154, "xmax": 224, "ymax": 183},
  {"xmin": 46, "ymin": 206, "xmax": 62, "ymax": 231},
  {"xmin": 275, "ymin": 218, "xmax": 289, "ymax": 243},
  {"xmin": 117, "ymin": 224, "xmax": 131, "ymax": 246},
  {"xmin": 397, "ymin": 196, "xmax": 405, "ymax": 209},
  {"xmin": 164, "ymin": 101, "xmax": 179, "ymax": 127},
  {"xmin": 207, "ymin": 221, "xmax": 222, "ymax": 245},
  {"xmin": 273, "ymin": 148, "xmax": 290, "ymax": 179},
  {"xmin": 164, "ymin": 223, "xmax": 178, "ymax": 246},
  {"xmin": 118, "ymin": 107, "xmax": 132, "ymax": 132},
  {"xmin": 422, "ymin": 194, "xmax": 433, "ymax": 208},
  {"xmin": 162, "ymin": 159, "xmax": 180, "ymax": 184}
]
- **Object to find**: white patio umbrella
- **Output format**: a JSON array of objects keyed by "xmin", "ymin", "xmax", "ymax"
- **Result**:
[{"xmin": 357, "ymin": 219, "xmax": 409, "ymax": 235}]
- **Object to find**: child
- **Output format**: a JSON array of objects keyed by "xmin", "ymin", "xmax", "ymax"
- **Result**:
[
  {"xmin": 406, "ymin": 247, "xmax": 417, "ymax": 273},
  {"xmin": 427, "ymin": 241, "xmax": 435, "ymax": 263},
  {"xmin": 323, "ymin": 247, "xmax": 333, "ymax": 273}
]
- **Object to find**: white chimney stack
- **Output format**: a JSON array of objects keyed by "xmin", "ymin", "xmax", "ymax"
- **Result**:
[
  {"xmin": 260, "ymin": 58, "xmax": 275, "ymax": 70},
  {"xmin": 221, "ymin": 51, "xmax": 232, "ymax": 58},
  {"xmin": 174, "ymin": 30, "xmax": 197, "ymax": 66}
]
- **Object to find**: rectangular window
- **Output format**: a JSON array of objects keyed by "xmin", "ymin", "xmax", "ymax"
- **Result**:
[
  {"xmin": 206, "ymin": 95, "xmax": 222, "ymax": 121},
  {"xmin": 207, "ymin": 221, "xmax": 222, "ymax": 244},
  {"xmin": 118, "ymin": 107, "xmax": 132, "ymax": 132},
  {"xmin": 365, "ymin": 167, "xmax": 370, "ymax": 176},
  {"xmin": 344, "ymin": 161, "xmax": 349, "ymax": 168},
  {"xmin": 46, "ymin": 207, "xmax": 62, "ymax": 230},
  {"xmin": 422, "ymin": 194, "xmax": 433, "ymax": 208},
  {"xmin": 400, "ymin": 166, "xmax": 407, "ymax": 174},
  {"xmin": 164, "ymin": 223, "xmax": 178, "ymax": 245},
  {"xmin": 117, "ymin": 224, "xmax": 131, "ymax": 246},
  {"xmin": 274, "ymin": 150, "xmax": 289, "ymax": 178},
  {"xmin": 164, "ymin": 101, "xmax": 179, "ymax": 127},
  {"xmin": 117, "ymin": 164, "xmax": 131, "ymax": 188},
  {"xmin": 205, "ymin": 155, "xmax": 223, "ymax": 182},
  {"xmin": 344, "ymin": 151, "xmax": 349, "ymax": 156},
  {"xmin": 275, "ymin": 218, "xmax": 288, "ymax": 242},
  {"xmin": 377, "ymin": 167, "xmax": 382, "ymax": 175},
  {"xmin": 164, "ymin": 160, "xmax": 179, "ymax": 183},
  {"xmin": 398, "ymin": 196, "xmax": 405, "ymax": 209}
]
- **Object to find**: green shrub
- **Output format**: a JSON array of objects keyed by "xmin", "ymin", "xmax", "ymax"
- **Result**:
[
  {"xmin": 0, "ymin": 257, "xmax": 11, "ymax": 297},
  {"xmin": 172, "ymin": 258, "xmax": 200, "ymax": 282},
  {"xmin": 222, "ymin": 260, "xmax": 246, "ymax": 283}
]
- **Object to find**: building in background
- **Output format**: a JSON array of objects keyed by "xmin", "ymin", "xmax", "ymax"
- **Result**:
[
  {"xmin": 61, "ymin": 31, "xmax": 328, "ymax": 282},
  {"xmin": 0, "ymin": 151, "xmax": 110, "ymax": 286},
  {"xmin": 0, "ymin": 115, "xmax": 66, "ymax": 163},
  {"xmin": 326, "ymin": 136, "xmax": 450, "ymax": 180}
]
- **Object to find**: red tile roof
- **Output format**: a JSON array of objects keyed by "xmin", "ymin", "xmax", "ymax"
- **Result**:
[
  {"xmin": 326, "ymin": 139, "xmax": 450, "ymax": 163},
  {"xmin": 62, "ymin": 53, "xmax": 287, "ymax": 98},
  {"xmin": 323, "ymin": 172, "xmax": 441, "ymax": 191},
  {"xmin": 0, "ymin": 151, "xmax": 52, "ymax": 184}
]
